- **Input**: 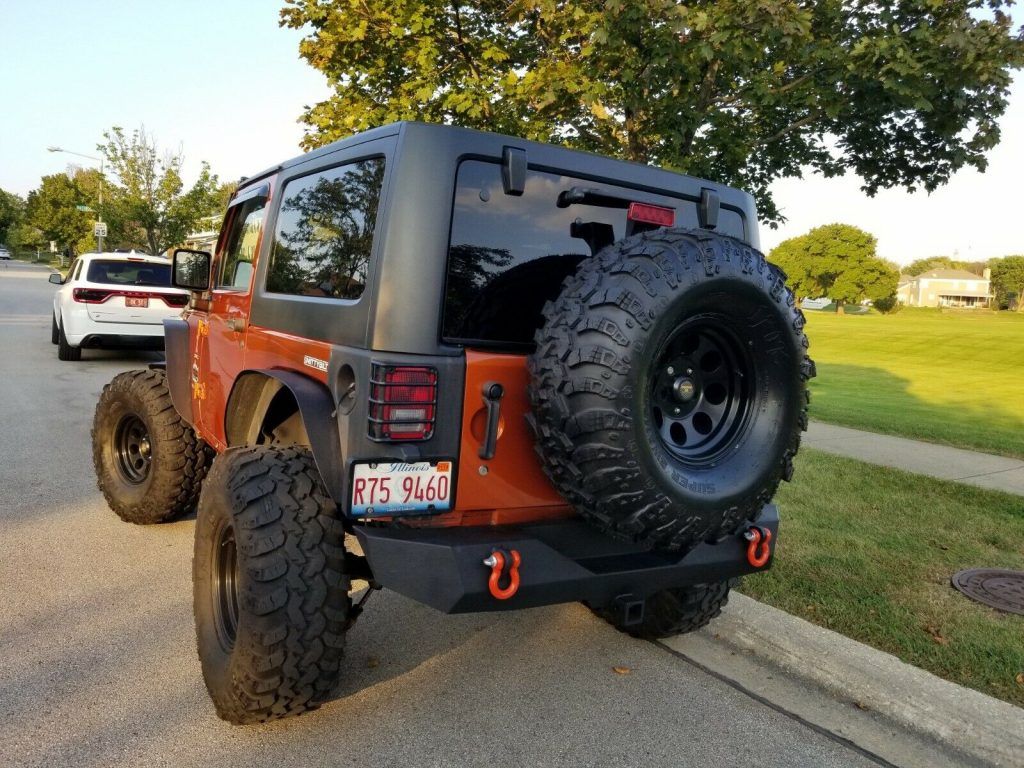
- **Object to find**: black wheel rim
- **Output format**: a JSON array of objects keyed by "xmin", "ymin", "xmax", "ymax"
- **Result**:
[
  {"xmin": 113, "ymin": 414, "xmax": 152, "ymax": 484},
  {"xmin": 648, "ymin": 314, "xmax": 754, "ymax": 467},
  {"xmin": 212, "ymin": 523, "xmax": 240, "ymax": 651}
]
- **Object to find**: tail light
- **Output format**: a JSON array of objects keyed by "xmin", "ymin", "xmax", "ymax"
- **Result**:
[
  {"xmin": 369, "ymin": 364, "xmax": 438, "ymax": 441},
  {"xmin": 72, "ymin": 288, "xmax": 112, "ymax": 303},
  {"xmin": 627, "ymin": 201, "xmax": 675, "ymax": 227},
  {"xmin": 72, "ymin": 288, "xmax": 187, "ymax": 307}
]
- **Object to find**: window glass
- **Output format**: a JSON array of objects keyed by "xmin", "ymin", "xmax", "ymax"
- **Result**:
[
  {"xmin": 217, "ymin": 198, "xmax": 266, "ymax": 290},
  {"xmin": 86, "ymin": 260, "xmax": 172, "ymax": 286},
  {"xmin": 266, "ymin": 158, "xmax": 385, "ymax": 300},
  {"xmin": 443, "ymin": 161, "xmax": 744, "ymax": 347}
]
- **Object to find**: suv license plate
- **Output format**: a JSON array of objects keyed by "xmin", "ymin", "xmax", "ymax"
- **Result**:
[
  {"xmin": 351, "ymin": 461, "xmax": 453, "ymax": 516},
  {"xmin": 125, "ymin": 296, "xmax": 148, "ymax": 308}
]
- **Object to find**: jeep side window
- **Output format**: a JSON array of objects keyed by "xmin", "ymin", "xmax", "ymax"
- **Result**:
[
  {"xmin": 217, "ymin": 198, "xmax": 266, "ymax": 290},
  {"xmin": 265, "ymin": 158, "xmax": 385, "ymax": 301}
]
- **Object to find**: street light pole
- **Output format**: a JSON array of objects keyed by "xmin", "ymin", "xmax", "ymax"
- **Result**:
[{"xmin": 46, "ymin": 146, "xmax": 106, "ymax": 253}]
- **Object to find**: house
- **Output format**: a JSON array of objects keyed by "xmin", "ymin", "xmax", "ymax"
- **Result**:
[
  {"xmin": 180, "ymin": 215, "xmax": 223, "ymax": 256},
  {"xmin": 896, "ymin": 268, "xmax": 992, "ymax": 308}
]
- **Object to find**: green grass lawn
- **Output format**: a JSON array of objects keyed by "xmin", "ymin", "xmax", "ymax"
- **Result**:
[
  {"xmin": 804, "ymin": 307, "xmax": 1024, "ymax": 458},
  {"xmin": 742, "ymin": 449, "xmax": 1024, "ymax": 707}
]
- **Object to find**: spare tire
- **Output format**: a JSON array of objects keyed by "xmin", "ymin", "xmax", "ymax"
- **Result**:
[{"xmin": 528, "ymin": 228, "xmax": 813, "ymax": 553}]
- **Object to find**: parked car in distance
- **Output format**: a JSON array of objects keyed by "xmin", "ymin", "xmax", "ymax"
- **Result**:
[
  {"xmin": 49, "ymin": 251, "xmax": 189, "ymax": 361},
  {"xmin": 0, "ymin": 247, "xmax": 12, "ymax": 260}
]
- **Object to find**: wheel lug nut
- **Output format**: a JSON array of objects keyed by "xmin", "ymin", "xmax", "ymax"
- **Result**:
[
  {"xmin": 667, "ymin": 366, "xmax": 674, "ymax": 375},
  {"xmin": 686, "ymin": 368, "xmax": 693, "ymax": 375},
  {"xmin": 673, "ymin": 408, "xmax": 681, "ymax": 414}
]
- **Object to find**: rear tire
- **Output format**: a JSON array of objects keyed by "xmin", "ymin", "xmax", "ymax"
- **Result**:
[
  {"xmin": 194, "ymin": 446, "xmax": 350, "ymax": 724},
  {"xmin": 57, "ymin": 318, "xmax": 81, "ymax": 361},
  {"xmin": 529, "ymin": 228, "xmax": 814, "ymax": 553},
  {"xmin": 597, "ymin": 580, "xmax": 737, "ymax": 640},
  {"xmin": 92, "ymin": 369, "xmax": 212, "ymax": 524},
  {"xmin": 51, "ymin": 314, "xmax": 59, "ymax": 345}
]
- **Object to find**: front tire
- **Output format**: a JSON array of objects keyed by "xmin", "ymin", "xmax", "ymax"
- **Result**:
[
  {"xmin": 51, "ymin": 313, "xmax": 59, "ymax": 345},
  {"xmin": 597, "ymin": 580, "xmax": 737, "ymax": 640},
  {"xmin": 92, "ymin": 369, "xmax": 211, "ymax": 523},
  {"xmin": 194, "ymin": 446, "xmax": 350, "ymax": 724},
  {"xmin": 57, "ymin": 317, "xmax": 81, "ymax": 361}
]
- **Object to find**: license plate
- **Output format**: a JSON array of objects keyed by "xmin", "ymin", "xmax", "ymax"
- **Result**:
[
  {"xmin": 125, "ymin": 296, "xmax": 148, "ymax": 308},
  {"xmin": 351, "ymin": 460, "xmax": 453, "ymax": 516}
]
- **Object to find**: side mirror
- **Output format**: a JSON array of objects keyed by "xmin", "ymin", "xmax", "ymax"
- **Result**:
[
  {"xmin": 48, "ymin": 273, "xmax": 64, "ymax": 285},
  {"xmin": 172, "ymin": 248, "xmax": 212, "ymax": 291}
]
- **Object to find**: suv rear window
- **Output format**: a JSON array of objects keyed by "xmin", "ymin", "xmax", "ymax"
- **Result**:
[
  {"xmin": 442, "ymin": 160, "xmax": 743, "ymax": 348},
  {"xmin": 86, "ymin": 260, "xmax": 171, "ymax": 287}
]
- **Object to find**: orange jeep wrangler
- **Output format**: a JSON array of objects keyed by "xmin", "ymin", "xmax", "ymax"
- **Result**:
[{"xmin": 91, "ymin": 122, "xmax": 813, "ymax": 724}]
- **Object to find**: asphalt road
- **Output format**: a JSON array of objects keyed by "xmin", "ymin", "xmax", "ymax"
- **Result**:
[{"xmin": 0, "ymin": 260, "xmax": 877, "ymax": 768}]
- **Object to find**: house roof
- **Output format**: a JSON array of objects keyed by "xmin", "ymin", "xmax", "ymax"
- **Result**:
[{"xmin": 918, "ymin": 268, "xmax": 987, "ymax": 281}]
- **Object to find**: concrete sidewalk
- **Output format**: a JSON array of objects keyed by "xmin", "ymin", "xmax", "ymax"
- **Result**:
[{"xmin": 805, "ymin": 421, "xmax": 1024, "ymax": 497}]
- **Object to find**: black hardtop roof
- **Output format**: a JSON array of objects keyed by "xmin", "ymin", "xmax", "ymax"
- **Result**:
[{"xmin": 238, "ymin": 121, "xmax": 745, "ymax": 198}]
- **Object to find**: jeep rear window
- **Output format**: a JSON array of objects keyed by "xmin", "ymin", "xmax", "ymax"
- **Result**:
[
  {"xmin": 442, "ymin": 160, "xmax": 742, "ymax": 348},
  {"xmin": 266, "ymin": 158, "xmax": 385, "ymax": 301},
  {"xmin": 86, "ymin": 260, "xmax": 172, "ymax": 287}
]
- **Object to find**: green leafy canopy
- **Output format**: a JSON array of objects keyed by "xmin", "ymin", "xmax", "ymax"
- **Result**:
[
  {"xmin": 25, "ymin": 174, "xmax": 93, "ymax": 255},
  {"xmin": 280, "ymin": 0, "xmax": 1023, "ymax": 223},
  {"xmin": 768, "ymin": 223, "xmax": 898, "ymax": 305},
  {"xmin": 99, "ymin": 126, "xmax": 224, "ymax": 256},
  {"xmin": 989, "ymin": 255, "xmax": 1024, "ymax": 309}
]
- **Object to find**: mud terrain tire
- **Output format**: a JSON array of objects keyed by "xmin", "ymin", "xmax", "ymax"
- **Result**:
[
  {"xmin": 529, "ymin": 228, "xmax": 813, "ymax": 552},
  {"xmin": 598, "ymin": 580, "xmax": 737, "ymax": 640},
  {"xmin": 194, "ymin": 446, "xmax": 350, "ymax": 724},
  {"xmin": 93, "ymin": 369, "xmax": 211, "ymax": 523}
]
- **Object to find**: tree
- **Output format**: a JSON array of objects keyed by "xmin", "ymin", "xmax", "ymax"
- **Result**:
[
  {"xmin": 990, "ymin": 256, "xmax": 1024, "ymax": 311},
  {"xmin": 0, "ymin": 188, "xmax": 26, "ymax": 247},
  {"xmin": 25, "ymin": 174, "xmax": 93, "ymax": 256},
  {"xmin": 99, "ymin": 127, "xmax": 223, "ymax": 255},
  {"xmin": 904, "ymin": 256, "xmax": 953, "ymax": 276},
  {"xmin": 769, "ymin": 223, "xmax": 897, "ymax": 311},
  {"xmin": 280, "ymin": 0, "xmax": 1024, "ymax": 223}
]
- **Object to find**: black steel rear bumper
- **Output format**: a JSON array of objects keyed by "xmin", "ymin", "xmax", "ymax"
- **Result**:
[{"xmin": 355, "ymin": 505, "xmax": 778, "ymax": 613}]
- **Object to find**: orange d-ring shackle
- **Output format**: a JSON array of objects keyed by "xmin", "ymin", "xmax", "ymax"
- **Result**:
[
  {"xmin": 483, "ymin": 549, "xmax": 521, "ymax": 600},
  {"xmin": 744, "ymin": 526, "xmax": 773, "ymax": 568}
]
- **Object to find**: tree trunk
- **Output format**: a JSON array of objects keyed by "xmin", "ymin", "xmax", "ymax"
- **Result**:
[{"xmin": 835, "ymin": 301, "xmax": 845, "ymax": 315}]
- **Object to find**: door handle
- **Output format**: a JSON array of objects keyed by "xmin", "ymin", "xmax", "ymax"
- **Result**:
[
  {"xmin": 226, "ymin": 317, "xmax": 246, "ymax": 333},
  {"xmin": 479, "ymin": 382, "xmax": 504, "ymax": 460}
]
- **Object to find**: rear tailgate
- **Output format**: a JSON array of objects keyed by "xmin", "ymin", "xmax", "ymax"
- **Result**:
[
  {"xmin": 454, "ymin": 350, "xmax": 568, "ymax": 515},
  {"xmin": 86, "ymin": 289, "xmax": 188, "ymax": 324}
]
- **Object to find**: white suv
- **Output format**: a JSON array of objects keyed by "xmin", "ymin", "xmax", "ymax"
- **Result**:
[{"xmin": 50, "ymin": 252, "xmax": 189, "ymax": 361}]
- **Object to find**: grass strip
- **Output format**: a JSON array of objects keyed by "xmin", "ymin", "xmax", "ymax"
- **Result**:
[{"xmin": 742, "ymin": 448, "xmax": 1024, "ymax": 707}]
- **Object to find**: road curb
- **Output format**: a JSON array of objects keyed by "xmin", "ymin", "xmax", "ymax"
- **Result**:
[{"xmin": 666, "ymin": 593, "xmax": 1024, "ymax": 767}]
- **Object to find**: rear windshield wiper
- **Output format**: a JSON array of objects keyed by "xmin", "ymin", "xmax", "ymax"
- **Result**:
[{"xmin": 556, "ymin": 187, "xmax": 633, "ymax": 210}]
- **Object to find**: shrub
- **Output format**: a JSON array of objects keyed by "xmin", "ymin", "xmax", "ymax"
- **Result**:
[{"xmin": 873, "ymin": 295, "xmax": 902, "ymax": 314}]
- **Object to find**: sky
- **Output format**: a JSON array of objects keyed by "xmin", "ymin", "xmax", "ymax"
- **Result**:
[{"xmin": 1, "ymin": 0, "xmax": 1021, "ymax": 265}]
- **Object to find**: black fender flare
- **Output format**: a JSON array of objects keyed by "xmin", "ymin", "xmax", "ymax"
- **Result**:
[
  {"xmin": 229, "ymin": 368, "xmax": 346, "ymax": 506},
  {"xmin": 163, "ymin": 318, "xmax": 194, "ymax": 425}
]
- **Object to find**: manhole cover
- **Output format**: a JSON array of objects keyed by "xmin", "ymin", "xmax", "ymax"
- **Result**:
[{"xmin": 951, "ymin": 569, "xmax": 1024, "ymax": 615}]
